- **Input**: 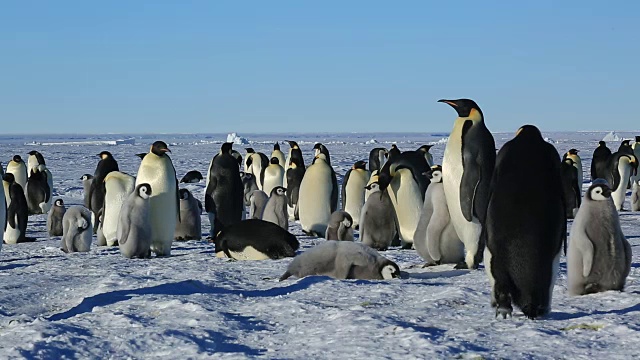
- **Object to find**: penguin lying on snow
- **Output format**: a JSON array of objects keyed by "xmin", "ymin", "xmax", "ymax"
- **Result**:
[
  {"xmin": 215, "ymin": 219, "xmax": 299, "ymax": 260},
  {"xmin": 180, "ymin": 170, "xmax": 204, "ymax": 184},
  {"xmin": 279, "ymin": 241, "xmax": 401, "ymax": 281}
]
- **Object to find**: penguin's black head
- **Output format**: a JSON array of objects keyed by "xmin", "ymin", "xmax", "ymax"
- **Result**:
[
  {"xmin": 377, "ymin": 169, "xmax": 392, "ymax": 192},
  {"xmin": 587, "ymin": 180, "xmax": 612, "ymax": 201},
  {"xmin": 352, "ymin": 160, "xmax": 367, "ymax": 170},
  {"xmin": 98, "ymin": 151, "xmax": 113, "ymax": 159},
  {"xmin": 245, "ymin": 147, "xmax": 255, "ymax": 154},
  {"xmin": 390, "ymin": 144, "xmax": 398, "ymax": 150},
  {"xmin": 599, "ymin": 141, "xmax": 607, "ymax": 147},
  {"xmin": 438, "ymin": 98, "xmax": 484, "ymax": 119},
  {"xmin": 289, "ymin": 157, "xmax": 302, "ymax": 168},
  {"xmin": 270, "ymin": 157, "xmax": 279, "ymax": 165},
  {"xmin": 135, "ymin": 153, "xmax": 147, "ymax": 160},
  {"xmin": 621, "ymin": 140, "xmax": 631, "ymax": 147},
  {"xmin": 12, "ymin": 155, "xmax": 22, "ymax": 163},
  {"xmin": 313, "ymin": 143, "xmax": 323, "ymax": 150},
  {"xmin": 636, "ymin": 136, "xmax": 640, "ymax": 143},
  {"xmin": 3, "ymin": 173, "xmax": 15, "ymax": 183},
  {"xmin": 380, "ymin": 260, "xmax": 401, "ymax": 280},
  {"xmin": 220, "ymin": 142, "xmax": 233, "ymax": 155},
  {"xmin": 28, "ymin": 150, "xmax": 39, "ymax": 156},
  {"xmin": 286, "ymin": 140, "xmax": 299, "ymax": 149},
  {"xmin": 273, "ymin": 142, "xmax": 280, "ymax": 151},
  {"xmin": 364, "ymin": 181, "xmax": 379, "ymax": 191},
  {"xmin": 241, "ymin": 172, "xmax": 254, "ymax": 181},
  {"xmin": 55, "ymin": 199, "xmax": 64, "ymax": 207},
  {"xmin": 80, "ymin": 174, "xmax": 93, "ymax": 181},
  {"xmin": 272, "ymin": 186, "xmax": 286, "ymax": 197},
  {"xmin": 515, "ymin": 125, "xmax": 543, "ymax": 140},
  {"xmin": 568, "ymin": 149, "xmax": 579, "ymax": 155},
  {"xmin": 231, "ymin": 150, "xmax": 243, "ymax": 166},
  {"xmin": 136, "ymin": 183, "xmax": 152, "ymax": 199},
  {"xmin": 179, "ymin": 188, "xmax": 191, "ymax": 200},
  {"xmin": 417, "ymin": 145, "xmax": 433, "ymax": 153},
  {"xmin": 151, "ymin": 141, "xmax": 171, "ymax": 156}
]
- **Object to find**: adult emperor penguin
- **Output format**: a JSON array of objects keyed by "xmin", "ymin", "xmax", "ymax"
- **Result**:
[
  {"xmin": 47, "ymin": 199, "xmax": 66, "ymax": 237},
  {"xmin": 413, "ymin": 165, "xmax": 464, "ymax": 266},
  {"xmin": 297, "ymin": 153, "xmax": 338, "ymax": 236},
  {"xmin": 80, "ymin": 174, "xmax": 94, "ymax": 208},
  {"xmin": 26, "ymin": 150, "xmax": 46, "ymax": 176},
  {"xmin": 567, "ymin": 180, "xmax": 632, "ymax": 295},
  {"xmin": 6, "ymin": 155, "xmax": 27, "ymax": 192},
  {"xmin": 604, "ymin": 151, "xmax": 638, "ymax": 210},
  {"xmin": 3, "ymin": 173, "xmax": 32, "ymax": 244},
  {"xmin": 368, "ymin": 148, "xmax": 388, "ymax": 173},
  {"xmin": 261, "ymin": 157, "xmax": 285, "ymax": 196},
  {"xmin": 214, "ymin": 219, "xmax": 299, "ymax": 260},
  {"xmin": 377, "ymin": 151, "xmax": 429, "ymax": 248},
  {"xmin": 560, "ymin": 158, "xmax": 581, "ymax": 219},
  {"xmin": 562, "ymin": 148, "xmax": 583, "ymax": 189},
  {"xmin": 417, "ymin": 145, "xmax": 435, "ymax": 167},
  {"xmin": 261, "ymin": 186, "xmax": 288, "ymax": 230},
  {"xmin": 136, "ymin": 141, "xmax": 179, "ymax": 256},
  {"xmin": 180, "ymin": 170, "xmax": 204, "ymax": 184},
  {"xmin": 61, "ymin": 206, "xmax": 92, "ymax": 253},
  {"xmin": 283, "ymin": 140, "xmax": 305, "ymax": 189},
  {"xmin": 118, "ymin": 184, "xmax": 153, "ymax": 258},
  {"xmin": 341, "ymin": 160, "xmax": 369, "ymax": 229},
  {"xmin": 102, "ymin": 171, "xmax": 136, "ymax": 246},
  {"xmin": 26, "ymin": 165, "xmax": 50, "ymax": 214},
  {"xmin": 485, "ymin": 125, "xmax": 564, "ymax": 319},
  {"xmin": 631, "ymin": 136, "xmax": 640, "ymax": 185},
  {"xmin": 271, "ymin": 143, "xmax": 286, "ymax": 169},
  {"xmin": 26, "ymin": 151, "xmax": 53, "ymax": 212},
  {"xmin": 359, "ymin": 182, "xmax": 396, "ymax": 251},
  {"xmin": 618, "ymin": 139, "xmax": 634, "ymax": 155},
  {"xmin": 313, "ymin": 143, "xmax": 332, "ymax": 166},
  {"xmin": 245, "ymin": 148, "xmax": 269, "ymax": 190},
  {"xmin": 388, "ymin": 144, "xmax": 401, "ymax": 162},
  {"xmin": 591, "ymin": 141, "xmax": 611, "ymax": 181},
  {"xmin": 0, "ymin": 171, "xmax": 4, "ymax": 251},
  {"xmin": 439, "ymin": 98, "xmax": 496, "ymax": 269},
  {"xmin": 205, "ymin": 142, "xmax": 244, "ymax": 236},
  {"xmin": 174, "ymin": 188, "xmax": 202, "ymax": 241},
  {"xmin": 285, "ymin": 157, "xmax": 305, "ymax": 220},
  {"xmin": 325, "ymin": 210, "xmax": 354, "ymax": 241},
  {"xmin": 88, "ymin": 151, "xmax": 119, "ymax": 232}
]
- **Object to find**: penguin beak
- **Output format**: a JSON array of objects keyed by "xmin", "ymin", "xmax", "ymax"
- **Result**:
[
  {"xmin": 602, "ymin": 188, "xmax": 612, "ymax": 198},
  {"xmin": 438, "ymin": 99, "xmax": 458, "ymax": 108}
]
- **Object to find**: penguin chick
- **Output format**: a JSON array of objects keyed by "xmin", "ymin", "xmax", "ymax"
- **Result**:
[{"xmin": 324, "ymin": 211, "xmax": 354, "ymax": 241}]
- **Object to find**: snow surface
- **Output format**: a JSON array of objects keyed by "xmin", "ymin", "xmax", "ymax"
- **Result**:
[{"xmin": 1, "ymin": 131, "xmax": 640, "ymax": 359}]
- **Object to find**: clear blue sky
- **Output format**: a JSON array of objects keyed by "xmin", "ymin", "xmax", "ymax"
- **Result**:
[{"xmin": 1, "ymin": 1, "xmax": 638, "ymax": 134}]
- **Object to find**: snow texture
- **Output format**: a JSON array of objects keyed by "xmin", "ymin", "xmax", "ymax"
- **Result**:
[{"xmin": 1, "ymin": 131, "xmax": 639, "ymax": 359}]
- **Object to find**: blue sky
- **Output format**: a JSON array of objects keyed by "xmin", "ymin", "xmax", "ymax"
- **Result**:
[{"xmin": 1, "ymin": 1, "xmax": 638, "ymax": 134}]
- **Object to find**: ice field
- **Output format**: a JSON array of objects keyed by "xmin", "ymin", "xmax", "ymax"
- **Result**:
[{"xmin": 0, "ymin": 131, "xmax": 639, "ymax": 359}]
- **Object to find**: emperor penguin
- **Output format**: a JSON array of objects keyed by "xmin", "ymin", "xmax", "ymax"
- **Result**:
[
  {"xmin": 3, "ymin": 173, "xmax": 32, "ymax": 244},
  {"xmin": 61, "ymin": 206, "xmax": 92, "ymax": 253},
  {"xmin": 261, "ymin": 186, "xmax": 289, "ymax": 230},
  {"xmin": 364, "ymin": 170, "xmax": 379, "ymax": 201},
  {"xmin": 359, "ymin": 182, "xmax": 396, "ymax": 251},
  {"xmin": 0, "ymin": 171, "xmax": 4, "ymax": 252},
  {"xmin": 26, "ymin": 165, "xmax": 51, "ymax": 214},
  {"xmin": 368, "ymin": 148, "xmax": 388, "ymax": 173},
  {"xmin": 285, "ymin": 157, "xmax": 305, "ymax": 220},
  {"xmin": 618, "ymin": 139, "xmax": 634, "ymax": 155},
  {"xmin": 325, "ymin": 210, "xmax": 354, "ymax": 241},
  {"xmin": 271, "ymin": 143, "xmax": 286, "ymax": 168},
  {"xmin": 283, "ymin": 140, "xmax": 305, "ymax": 190},
  {"xmin": 485, "ymin": 125, "xmax": 564, "ymax": 319},
  {"xmin": 567, "ymin": 180, "xmax": 632, "ymax": 296},
  {"xmin": 118, "ymin": 183, "xmax": 153, "ymax": 259},
  {"xmin": 241, "ymin": 171, "xmax": 259, "ymax": 206},
  {"xmin": 604, "ymin": 151, "xmax": 638, "ymax": 210},
  {"xmin": 249, "ymin": 190, "xmax": 269, "ymax": 219},
  {"xmin": 563, "ymin": 149, "xmax": 583, "ymax": 189},
  {"xmin": 88, "ymin": 151, "xmax": 119, "ymax": 232},
  {"xmin": 413, "ymin": 165, "xmax": 464, "ymax": 266},
  {"xmin": 244, "ymin": 148, "xmax": 269, "ymax": 189},
  {"xmin": 417, "ymin": 145, "xmax": 435, "ymax": 167},
  {"xmin": 377, "ymin": 151, "xmax": 429, "ymax": 248},
  {"xmin": 6, "ymin": 155, "xmax": 27, "ymax": 193},
  {"xmin": 180, "ymin": 170, "xmax": 203, "ymax": 184},
  {"xmin": 47, "ymin": 199, "xmax": 66, "ymax": 237},
  {"xmin": 214, "ymin": 219, "xmax": 299, "ymax": 260},
  {"xmin": 439, "ymin": 98, "xmax": 496, "ymax": 269},
  {"xmin": 560, "ymin": 158, "xmax": 581, "ymax": 219},
  {"xmin": 261, "ymin": 157, "xmax": 285, "ymax": 196},
  {"xmin": 231, "ymin": 150, "xmax": 243, "ymax": 168},
  {"xmin": 174, "ymin": 188, "xmax": 202, "ymax": 241},
  {"xmin": 205, "ymin": 142, "xmax": 244, "ymax": 236},
  {"xmin": 80, "ymin": 174, "xmax": 94, "ymax": 208},
  {"xmin": 26, "ymin": 150, "xmax": 46, "ymax": 176},
  {"xmin": 341, "ymin": 160, "xmax": 369, "ymax": 229},
  {"xmin": 298, "ymin": 153, "xmax": 338, "ymax": 236},
  {"xmin": 27, "ymin": 150, "xmax": 53, "ymax": 212},
  {"xmin": 591, "ymin": 141, "xmax": 611, "ymax": 181},
  {"xmin": 136, "ymin": 141, "xmax": 179, "ymax": 256},
  {"xmin": 279, "ymin": 241, "xmax": 401, "ymax": 281},
  {"xmin": 388, "ymin": 144, "xmax": 401, "ymax": 162},
  {"xmin": 313, "ymin": 143, "xmax": 332, "ymax": 166},
  {"xmin": 631, "ymin": 136, "xmax": 640, "ymax": 185},
  {"xmin": 102, "ymin": 171, "xmax": 136, "ymax": 246},
  {"xmin": 631, "ymin": 180, "xmax": 640, "ymax": 211}
]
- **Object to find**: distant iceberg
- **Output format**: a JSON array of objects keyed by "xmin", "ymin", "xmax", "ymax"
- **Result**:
[
  {"xmin": 365, "ymin": 139, "xmax": 379, "ymax": 145},
  {"xmin": 226, "ymin": 133, "xmax": 250, "ymax": 145},
  {"xmin": 602, "ymin": 131, "xmax": 621, "ymax": 142},
  {"xmin": 429, "ymin": 137, "xmax": 449, "ymax": 145},
  {"xmin": 544, "ymin": 137, "xmax": 556, "ymax": 144}
]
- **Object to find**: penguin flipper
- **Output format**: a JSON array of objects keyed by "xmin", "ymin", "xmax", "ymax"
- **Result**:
[
  {"xmin": 331, "ymin": 171, "xmax": 339, "ymax": 213},
  {"xmin": 577, "ymin": 230, "xmax": 595, "ymax": 278},
  {"xmin": 460, "ymin": 120, "xmax": 495, "ymax": 223},
  {"xmin": 205, "ymin": 176, "xmax": 217, "ymax": 213},
  {"xmin": 175, "ymin": 177, "xmax": 181, "ymax": 222},
  {"xmin": 341, "ymin": 169, "xmax": 351, "ymax": 211}
]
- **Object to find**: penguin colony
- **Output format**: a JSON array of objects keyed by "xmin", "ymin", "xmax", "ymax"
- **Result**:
[{"xmin": 0, "ymin": 99, "xmax": 636, "ymax": 320}]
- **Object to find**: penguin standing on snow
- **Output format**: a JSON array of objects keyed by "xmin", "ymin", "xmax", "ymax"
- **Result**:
[
  {"xmin": 285, "ymin": 157, "xmax": 305, "ymax": 220},
  {"xmin": 3, "ymin": 173, "xmax": 33, "ymax": 244},
  {"xmin": 271, "ymin": 143, "xmax": 286, "ymax": 169},
  {"xmin": 325, "ymin": 210, "xmax": 354, "ymax": 241},
  {"xmin": 485, "ymin": 125, "xmax": 565, "ymax": 319},
  {"xmin": 283, "ymin": 140, "xmax": 305, "ymax": 190},
  {"xmin": 567, "ymin": 180, "xmax": 632, "ymax": 296},
  {"xmin": 261, "ymin": 186, "xmax": 289, "ymax": 230},
  {"xmin": 631, "ymin": 180, "xmax": 640, "ymax": 211},
  {"xmin": 61, "ymin": 206, "xmax": 92, "ymax": 253},
  {"xmin": 359, "ymin": 182, "xmax": 396, "ymax": 251},
  {"xmin": 560, "ymin": 158, "xmax": 581, "ymax": 219},
  {"xmin": 26, "ymin": 165, "xmax": 50, "ymax": 215},
  {"xmin": 604, "ymin": 151, "xmax": 638, "ymax": 210},
  {"xmin": 102, "ymin": 171, "xmax": 136, "ymax": 246},
  {"xmin": 298, "ymin": 152, "xmax": 338, "ymax": 236},
  {"xmin": 27, "ymin": 150, "xmax": 53, "ymax": 213},
  {"xmin": 240, "ymin": 172, "xmax": 259, "ymax": 206},
  {"xmin": 439, "ymin": 98, "xmax": 496, "ymax": 269},
  {"xmin": 260, "ymin": 157, "xmax": 285, "ymax": 196},
  {"xmin": 47, "ymin": 199, "xmax": 66, "ymax": 237},
  {"xmin": 88, "ymin": 151, "xmax": 119, "ymax": 232},
  {"xmin": 417, "ymin": 145, "xmax": 435, "ymax": 167},
  {"xmin": 80, "ymin": 174, "xmax": 94, "ymax": 208},
  {"xmin": 562, "ymin": 149, "xmax": 583, "ymax": 189},
  {"xmin": 341, "ymin": 160, "xmax": 369, "ymax": 229},
  {"xmin": 6, "ymin": 155, "xmax": 27, "ymax": 192},
  {"xmin": 0, "ymin": 172, "xmax": 4, "ymax": 252},
  {"xmin": 118, "ymin": 184, "xmax": 153, "ymax": 258},
  {"xmin": 591, "ymin": 141, "xmax": 611, "ymax": 181},
  {"xmin": 244, "ymin": 148, "xmax": 269, "ymax": 190},
  {"xmin": 205, "ymin": 143, "xmax": 244, "ymax": 236}
]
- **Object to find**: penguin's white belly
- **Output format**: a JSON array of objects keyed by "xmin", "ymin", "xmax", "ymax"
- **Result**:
[
  {"xmin": 104, "ymin": 184, "xmax": 135, "ymax": 246},
  {"xmin": 43, "ymin": 168, "xmax": 54, "ymax": 213},
  {"xmin": 387, "ymin": 169, "xmax": 422, "ymax": 243},
  {"xmin": 262, "ymin": 167, "xmax": 284, "ymax": 195},
  {"xmin": 613, "ymin": 161, "xmax": 632, "ymax": 210},
  {"xmin": 4, "ymin": 217, "xmax": 21, "ymax": 244},
  {"xmin": 7, "ymin": 163, "xmax": 27, "ymax": 191},
  {"xmin": 344, "ymin": 171, "xmax": 368, "ymax": 227},
  {"xmin": 298, "ymin": 163, "xmax": 333, "ymax": 234},
  {"xmin": 229, "ymin": 246, "xmax": 270, "ymax": 261}
]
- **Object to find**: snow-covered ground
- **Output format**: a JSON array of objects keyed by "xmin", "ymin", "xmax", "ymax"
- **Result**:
[{"xmin": 1, "ymin": 131, "xmax": 639, "ymax": 359}]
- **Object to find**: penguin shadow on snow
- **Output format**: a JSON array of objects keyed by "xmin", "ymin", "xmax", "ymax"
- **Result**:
[
  {"xmin": 403, "ymin": 269, "xmax": 468, "ymax": 280},
  {"xmin": 547, "ymin": 302, "xmax": 640, "ymax": 321},
  {"xmin": 0, "ymin": 262, "xmax": 32, "ymax": 271}
]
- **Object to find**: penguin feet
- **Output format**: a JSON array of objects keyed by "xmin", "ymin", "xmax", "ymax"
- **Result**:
[
  {"xmin": 422, "ymin": 261, "xmax": 441, "ymax": 268},
  {"xmin": 495, "ymin": 305, "xmax": 512, "ymax": 319},
  {"xmin": 454, "ymin": 261, "xmax": 469, "ymax": 270}
]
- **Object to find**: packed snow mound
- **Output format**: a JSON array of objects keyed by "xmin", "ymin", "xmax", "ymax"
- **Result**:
[
  {"xmin": 365, "ymin": 139, "xmax": 379, "ymax": 144},
  {"xmin": 226, "ymin": 132, "xmax": 250, "ymax": 145},
  {"xmin": 603, "ymin": 131, "xmax": 621, "ymax": 142}
]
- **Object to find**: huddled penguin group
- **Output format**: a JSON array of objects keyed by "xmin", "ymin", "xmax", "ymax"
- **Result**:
[{"xmin": 0, "ymin": 98, "xmax": 637, "ymax": 321}]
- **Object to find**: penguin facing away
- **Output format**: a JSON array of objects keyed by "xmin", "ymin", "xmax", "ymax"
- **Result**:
[
  {"xmin": 80, "ymin": 174, "xmax": 94, "ymax": 208},
  {"xmin": 241, "ymin": 171, "xmax": 259, "ymax": 206},
  {"xmin": 47, "ymin": 199, "xmax": 66, "ymax": 237},
  {"xmin": 6, "ymin": 155, "xmax": 28, "ymax": 193},
  {"xmin": 560, "ymin": 158, "xmax": 581, "ymax": 219},
  {"xmin": 341, "ymin": 160, "xmax": 369, "ymax": 229},
  {"xmin": 118, "ymin": 183, "xmax": 153, "ymax": 259},
  {"xmin": 3, "ymin": 173, "xmax": 32, "ymax": 244},
  {"xmin": 180, "ymin": 170, "xmax": 204, "ymax": 184},
  {"xmin": 325, "ymin": 210, "xmax": 354, "ymax": 241},
  {"xmin": 175, "ymin": 188, "xmax": 202, "ymax": 241},
  {"xmin": 285, "ymin": 157, "xmax": 305, "ymax": 220},
  {"xmin": 359, "ymin": 182, "xmax": 397, "ymax": 251},
  {"xmin": 215, "ymin": 219, "xmax": 299, "ymax": 260},
  {"xmin": 604, "ymin": 151, "xmax": 638, "ymax": 210},
  {"xmin": 206, "ymin": 142, "xmax": 244, "ymax": 236},
  {"xmin": 591, "ymin": 141, "xmax": 611, "ymax": 181},
  {"xmin": 88, "ymin": 151, "xmax": 119, "ymax": 232},
  {"xmin": 261, "ymin": 186, "xmax": 289, "ymax": 230},
  {"xmin": 485, "ymin": 125, "xmax": 565, "ymax": 319},
  {"xmin": 562, "ymin": 148, "xmax": 583, "ymax": 189},
  {"xmin": 61, "ymin": 206, "xmax": 92, "ymax": 253},
  {"xmin": 249, "ymin": 190, "xmax": 269, "ymax": 220},
  {"xmin": 279, "ymin": 241, "xmax": 401, "ymax": 281},
  {"xmin": 102, "ymin": 171, "xmax": 136, "ymax": 246},
  {"xmin": 567, "ymin": 180, "xmax": 632, "ymax": 296},
  {"xmin": 368, "ymin": 148, "xmax": 388, "ymax": 173},
  {"xmin": 388, "ymin": 144, "xmax": 401, "ymax": 162},
  {"xmin": 439, "ymin": 98, "xmax": 496, "ymax": 269}
]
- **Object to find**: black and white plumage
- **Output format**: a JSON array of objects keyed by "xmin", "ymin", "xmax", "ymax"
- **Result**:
[
  {"xmin": 560, "ymin": 158, "xmax": 581, "ymax": 219},
  {"xmin": 341, "ymin": 160, "xmax": 369, "ymax": 229},
  {"xmin": 285, "ymin": 157, "xmax": 305, "ymax": 220},
  {"xmin": 180, "ymin": 170, "xmax": 204, "ymax": 184},
  {"xmin": 26, "ymin": 165, "xmax": 50, "ymax": 215},
  {"xmin": 368, "ymin": 148, "xmax": 388, "ymax": 173},
  {"xmin": 416, "ymin": 145, "xmax": 434, "ymax": 167},
  {"xmin": 298, "ymin": 152, "xmax": 338, "ymax": 236},
  {"xmin": 118, "ymin": 183, "xmax": 153, "ymax": 258},
  {"xmin": 279, "ymin": 241, "xmax": 401, "ymax": 281},
  {"xmin": 61, "ymin": 206, "xmax": 92, "ymax": 253},
  {"xmin": 3, "ymin": 173, "xmax": 32, "ymax": 244},
  {"xmin": 214, "ymin": 219, "xmax": 299, "ymax": 260},
  {"xmin": 47, "ymin": 199, "xmax": 66, "ymax": 237},
  {"xmin": 568, "ymin": 181, "xmax": 632, "ymax": 295},
  {"xmin": 603, "ymin": 151, "xmax": 638, "ymax": 210},
  {"xmin": 261, "ymin": 186, "xmax": 288, "ymax": 230},
  {"xmin": 324, "ymin": 211, "xmax": 354, "ymax": 241},
  {"xmin": 591, "ymin": 141, "xmax": 611, "ymax": 181},
  {"xmin": 88, "ymin": 151, "xmax": 119, "ymax": 232},
  {"xmin": 175, "ymin": 188, "xmax": 202, "ymax": 241}
]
